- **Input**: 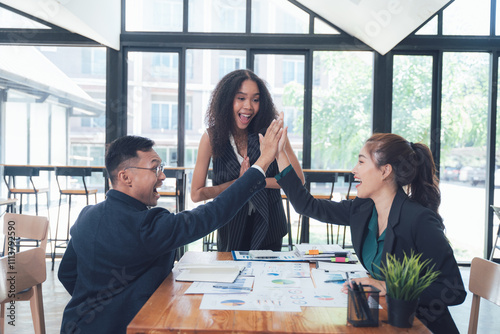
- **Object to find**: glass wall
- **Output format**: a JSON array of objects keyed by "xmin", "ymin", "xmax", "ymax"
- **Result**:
[
  {"xmin": 440, "ymin": 52, "xmax": 489, "ymax": 261},
  {"xmin": 127, "ymin": 51, "xmax": 180, "ymax": 166},
  {"xmin": 185, "ymin": 49, "xmax": 247, "ymax": 168},
  {"xmin": 0, "ymin": 44, "xmax": 106, "ymax": 222},
  {"xmin": 392, "ymin": 55, "xmax": 433, "ymax": 146},
  {"xmin": 189, "ymin": 0, "xmax": 246, "ymax": 33},
  {"xmin": 311, "ymin": 51, "xmax": 372, "ymax": 170},
  {"xmin": 252, "ymin": 0, "xmax": 309, "ymax": 34},
  {"xmin": 443, "ymin": 0, "xmax": 490, "ymax": 35},
  {"xmin": 3, "ymin": 0, "xmax": 500, "ymax": 258},
  {"xmin": 307, "ymin": 51, "xmax": 372, "ymax": 244},
  {"xmin": 254, "ymin": 53, "xmax": 304, "ymax": 161},
  {"xmin": 126, "ymin": 0, "xmax": 183, "ymax": 32}
]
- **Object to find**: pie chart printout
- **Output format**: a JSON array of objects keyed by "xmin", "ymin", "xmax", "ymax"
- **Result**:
[
  {"xmin": 221, "ymin": 299, "xmax": 245, "ymax": 307},
  {"xmin": 271, "ymin": 279, "xmax": 295, "ymax": 285}
]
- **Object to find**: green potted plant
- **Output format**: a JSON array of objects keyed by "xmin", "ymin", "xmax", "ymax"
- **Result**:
[{"xmin": 378, "ymin": 251, "xmax": 440, "ymax": 328}]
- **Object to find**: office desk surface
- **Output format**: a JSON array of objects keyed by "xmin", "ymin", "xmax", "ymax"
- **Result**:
[{"xmin": 127, "ymin": 251, "xmax": 430, "ymax": 334}]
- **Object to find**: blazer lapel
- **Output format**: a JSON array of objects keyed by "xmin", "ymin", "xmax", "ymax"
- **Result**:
[
  {"xmin": 382, "ymin": 188, "xmax": 408, "ymax": 263},
  {"xmin": 350, "ymin": 199, "xmax": 374, "ymax": 268}
]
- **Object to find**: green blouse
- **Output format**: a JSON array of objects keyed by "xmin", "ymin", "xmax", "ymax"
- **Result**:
[{"xmin": 361, "ymin": 207, "xmax": 386, "ymax": 279}]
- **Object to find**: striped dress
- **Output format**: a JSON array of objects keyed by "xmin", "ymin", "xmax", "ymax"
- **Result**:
[{"xmin": 212, "ymin": 132, "xmax": 287, "ymax": 251}]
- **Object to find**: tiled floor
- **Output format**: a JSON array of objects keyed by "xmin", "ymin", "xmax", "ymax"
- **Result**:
[{"xmin": 6, "ymin": 262, "xmax": 500, "ymax": 333}]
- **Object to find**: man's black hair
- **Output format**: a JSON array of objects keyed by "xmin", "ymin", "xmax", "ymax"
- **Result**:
[{"xmin": 105, "ymin": 135, "xmax": 155, "ymax": 184}]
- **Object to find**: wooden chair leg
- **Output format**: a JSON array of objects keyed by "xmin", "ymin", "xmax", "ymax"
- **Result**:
[
  {"xmin": 0, "ymin": 302, "xmax": 5, "ymax": 334},
  {"xmin": 30, "ymin": 284, "xmax": 46, "ymax": 334},
  {"xmin": 468, "ymin": 294, "xmax": 480, "ymax": 334}
]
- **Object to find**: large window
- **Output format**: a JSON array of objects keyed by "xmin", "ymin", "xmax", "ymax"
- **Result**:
[
  {"xmin": 126, "ymin": 0, "xmax": 183, "ymax": 32},
  {"xmin": 254, "ymin": 53, "xmax": 304, "ymax": 153},
  {"xmin": 443, "ymin": 0, "xmax": 490, "ymax": 35},
  {"xmin": 252, "ymin": 0, "xmax": 309, "ymax": 34},
  {"xmin": 185, "ymin": 49, "xmax": 247, "ymax": 169},
  {"xmin": 151, "ymin": 102, "xmax": 178, "ymax": 130},
  {"xmin": 440, "ymin": 52, "xmax": 489, "ymax": 262},
  {"xmin": 1, "ymin": 46, "xmax": 106, "ymax": 168},
  {"xmin": 3, "ymin": 0, "xmax": 500, "ymax": 258},
  {"xmin": 127, "ymin": 51, "xmax": 179, "ymax": 167},
  {"xmin": 311, "ymin": 51, "xmax": 372, "ymax": 170},
  {"xmin": 392, "ymin": 55, "xmax": 433, "ymax": 146},
  {"xmin": 188, "ymin": 0, "xmax": 246, "ymax": 33}
]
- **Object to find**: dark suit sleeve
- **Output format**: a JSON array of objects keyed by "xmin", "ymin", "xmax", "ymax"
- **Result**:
[
  {"xmin": 58, "ymin": 239, "xmax": 78, "ymax": 295},
  {"xmin": 411, "ymin": 210, "xmax": 466, "ymax": 307},
  {"xmin": 277, "ymin": 167, "xmax": 351, "ymax": 226},
  {"xmin": 139, "ymin": 167, "xmax": 266, "ymax": 255}
]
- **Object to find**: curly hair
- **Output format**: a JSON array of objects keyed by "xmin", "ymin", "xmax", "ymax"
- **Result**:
[
  {"xmin": 206, "ymin": 69, "xmax": 278, "ymax": 158},
  {"xmin": 365, "ymin": 133, "xmax": 443, "ymax": 225}
]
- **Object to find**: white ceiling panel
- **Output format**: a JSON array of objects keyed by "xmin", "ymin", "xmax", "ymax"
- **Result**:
[{"xmin": 296, "ymin": 0, "xmax": 453, "ymax": 55}]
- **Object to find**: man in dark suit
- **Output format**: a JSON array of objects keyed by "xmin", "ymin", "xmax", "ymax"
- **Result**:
[{"xmin": 58, "ymin": 120, "xmax": 283, "ymax": 333}]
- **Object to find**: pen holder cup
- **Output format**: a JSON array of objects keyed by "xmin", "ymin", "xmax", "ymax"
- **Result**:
[{"xmin": 347, "ymin": 284, "xmax": 380, "ymax": 327}]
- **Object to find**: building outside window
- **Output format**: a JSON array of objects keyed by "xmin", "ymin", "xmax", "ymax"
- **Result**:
[{"xmin": 151, "ymin": 102, "xmax": 178, "ymax": 130}]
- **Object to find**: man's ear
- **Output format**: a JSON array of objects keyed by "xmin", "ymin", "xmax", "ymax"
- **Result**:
[{"xmin": 117, "ymin": 170, "xmax": 133, "ymax": 187}]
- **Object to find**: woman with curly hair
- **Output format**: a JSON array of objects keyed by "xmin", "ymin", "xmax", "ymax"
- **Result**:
[{"xmin": 191, "ymin": 69, "xmax": 304, "ymax": 251}]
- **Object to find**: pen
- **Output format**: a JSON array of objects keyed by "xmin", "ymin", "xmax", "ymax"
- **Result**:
[
  {"xmin": 357, "ymin": 284, "xmax": 373, "ymax": 322},
  {"xmin": 324, "ymin": 279, "xmax": 344, "ymax": 283},
  {"xmin": 350, "ymin": 281, "xmax": 362, "ymax": 319},
  {"xmin": 213, "ymin": 285, "xmax": 252, "ymax": 290}
]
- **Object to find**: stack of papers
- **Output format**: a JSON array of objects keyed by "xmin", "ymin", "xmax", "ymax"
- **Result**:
[
  {"xmin": 175, "ymin": 263, "xmax": 245, "ymax": 283},
  {"xmin": 188, "ymin": 260, "xmax": 351, "ymax": 312},
  {"xmin": 232, "ymin": 250, "xmax": 303, "ymax": 261},
  {"xmin": 294, "ymin": 244, "xmax": 356, "ymax": 262},
  {"xmin": 232, "ymin": 245, "xmax": 358, "ymax": 263}
]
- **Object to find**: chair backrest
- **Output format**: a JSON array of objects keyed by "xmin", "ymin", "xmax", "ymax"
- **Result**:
[
  {"xmin": 3, "ymin": 166, "xmax": 39, "ymax": 177},
  {"xmin": 161, "ymin": 169, "xmax": 185, "ymax": 194},
  {"xmin": 55, "ymin": 166, "xmax": 92, "ymax": 192},
  {"xmin": 304, "ymin": 171, "xmax": 338, "ymax": 200},
  {"xmin": 344, "ymin": 173, "xmax": 359, "ymax": 199},
  {"xmin": 3, "ymin": 213, "xmax": 49, "ymax": 255},
  {"xmin": 56, "ymin": 166, "xmax": 93, "ymax": 177},
  {"xmin": 468, "ymin": 257, "xmax": 500, "ymax": 334},
  {"xmin": 0, "ymin": 247, "xmax": 46, "ymax": 303},
  {"xmin": 3, "ymin": 166, "xmax": 39, "ymax": 190}
]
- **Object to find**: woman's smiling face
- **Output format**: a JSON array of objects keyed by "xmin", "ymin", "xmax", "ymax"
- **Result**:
[
  {"xmin": 233, "ymin": 79, "xmax": 260, "ymax": 131},
  {"xmin": 351, "ymin": 144, "xmax": 386, "ymax": 199}
]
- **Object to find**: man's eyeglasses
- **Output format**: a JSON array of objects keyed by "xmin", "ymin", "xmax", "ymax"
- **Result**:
[{"xmin": 125, "ymin": 164, "xmax": 165, "ymax": 177}]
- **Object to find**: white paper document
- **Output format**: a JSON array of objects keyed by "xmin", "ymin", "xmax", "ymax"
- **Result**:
[
  {"xmin": 185, "ymin": 277, "xmax": 254, "ymax": 294},
  {"xmin": 199, "ymin": 291, "xmax": 302, "ymax": 312},
  {"xmin": 175, "ymin": 263, "xmax": 245, "ymax": 283}
]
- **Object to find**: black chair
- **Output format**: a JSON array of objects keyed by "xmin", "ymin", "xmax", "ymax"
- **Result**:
[
  {"xmin": 158, "ymin": 168, "xmax": 187, "ymax": 259},
  {"xmin": 52, "ymin": 167, "xmax": 97, "ymax": 270},
  {"xmin": 3, "ymin": 166, "xmax": 49, "ymax": 216},
  {"xmin": 296, "ymin": 171, "xmax": 337, "ymax": 245},
  {"xmin": 202, "ymin": 170, "xmax": 218, "ymax": 252},
  {"xmin": 158, "ymin": 169, "xmax": 186, "ymax": 213},
  {"xmin": 281, "ymin": 194, "xmax": 294, "ymax": 251}
]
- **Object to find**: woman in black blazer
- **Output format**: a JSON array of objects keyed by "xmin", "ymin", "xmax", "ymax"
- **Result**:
[{"xmin": 274, "ymin": 131, "xmax": 466, "ymax": 334}]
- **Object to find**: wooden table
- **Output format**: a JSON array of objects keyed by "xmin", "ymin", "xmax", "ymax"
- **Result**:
[{"xmin": 127, "ymin": 251, "xmax": 430, "ymax": 334}]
